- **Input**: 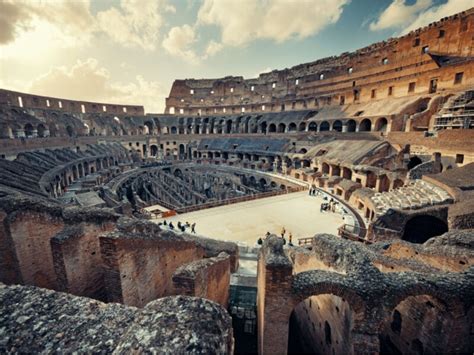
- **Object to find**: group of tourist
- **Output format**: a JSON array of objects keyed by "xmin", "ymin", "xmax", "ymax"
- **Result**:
[
  {"xmin": 257, "ymin": 227, "xmax": 294, "ymax": 246},
  {"xmin": 158, "ymin": 220, "xmax": 196, "ymax": 233}
]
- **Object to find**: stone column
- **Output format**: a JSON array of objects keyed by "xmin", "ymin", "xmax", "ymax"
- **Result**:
[{"xmin": 257, "ymin": 236, "xmax": 294, "ymax": 355}]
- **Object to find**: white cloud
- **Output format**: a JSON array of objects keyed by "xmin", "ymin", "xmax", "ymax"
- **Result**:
[
  {"xmin": 197, "ymin": 0, "xmax": 348, "ymax": 47},
  {"xmin": 370, "ymin": 0, "xmax": 432, "ymax": 31},
  {"xmin": 204, "ymin": 40, "xmax": 224, "ymax": 57},
  {"xmin": 0, "ymin": 0, "xmax": 95, "ymax": 47},
  {"xmin": 370, "ymin": 0, "xmax": 472, "ymax": 33},
  {"xmin": 402, "ymin": 0, "xmax": 473, "ymax": 34},
  {"xmin": 162, "ymin": 24, "xmax": 199, "ymax": 63},
  {"xmin": 96, "ymin": 0, "xmax": 172, "ymax": 51},
  {"xmin": 28, "ymin": 58, "xmax": 166, "ymax": 112}
]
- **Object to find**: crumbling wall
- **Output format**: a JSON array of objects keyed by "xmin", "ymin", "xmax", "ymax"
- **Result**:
[
  {"xmin": 100, "ymin": 230, "xmax": 205, "ymax": 307},
  {"xmin": 172, "ymin": 252, "xmax": 230, "ymax": 307}
]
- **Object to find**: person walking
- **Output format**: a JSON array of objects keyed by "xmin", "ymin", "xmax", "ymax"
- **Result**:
[
  {"xmin": 289, "ymin": 233, "xmax": 293, "ymax": 245},
  {"xmin": 191, "ymin": 222, "xmax": 196, "ymax": 234},
  {"xmin": 281, "ymin": 227, "xmax": 286, "ymax": 238}
]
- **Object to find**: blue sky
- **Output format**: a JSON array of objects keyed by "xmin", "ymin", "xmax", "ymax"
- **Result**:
[{"xmin": 1, "ymin": 0, "xmax": 472, "ymax": 112}]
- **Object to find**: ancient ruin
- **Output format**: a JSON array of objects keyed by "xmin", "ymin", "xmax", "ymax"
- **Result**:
[{"xmin": 0, "ymin": 6, "xmax": 473, "ymax": 355}]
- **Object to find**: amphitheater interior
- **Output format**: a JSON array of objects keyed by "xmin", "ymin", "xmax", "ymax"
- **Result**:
[{"xmin": 1, "ymin": 9, "xmax": 474, "ymax": 355}]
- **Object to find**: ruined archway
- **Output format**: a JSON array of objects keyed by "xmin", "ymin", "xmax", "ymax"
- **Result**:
[
  {"xmin": 308, "ymin": 122, "xmax": 318, "ymax": 132},
  {"xmin": 319, "ymin": 121, "xmax": 330, "ymax": 131},
  {"xmin": 298, "ymin": 122, "xmax": 306, "ymax": 131},
  {"xmin": 268, "ymin": 123, "xmax": 277, "ymax": 133},
  {"xmin": 346, "ymin": 119, "xmax": 356, "ymax": 132},
  {"xmin": 374, "ymin": 117, "xmax": 388, "ymax": 132},
  {"xmin": 402, "ymin": 215, "xmax": 448, "ymax": 243},
  {"xmin": 359, "ymin": 119, "xmax": 371, "ymax": 132},
  {"xmin": 288, "ymin": 122, "xmax": 297, "ymax": 132},
  {"xmin": 332, "ymin": 120, "xmax": 343, "ymax": 132},
  {"xmin": 278, "ymin": 123, "xmax": 286, "ymax": 133}
]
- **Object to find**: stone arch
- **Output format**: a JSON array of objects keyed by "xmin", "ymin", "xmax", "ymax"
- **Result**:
[
  {"xmin": 288, "ymin": 122, "xmax": 297, "ymax": 132},
  {"xmin": 380, "ymin": 291, "xmax": 471, "ymax": 355},
  {"xmin": 359, "ymin": 119, "xmax": 372, "ymax": 132},
  {"xmin": 150, "ymin": 145, "xmax": 158, "ymax": 156},
  {"xmin": 24, "ymin": 123, "xmax": 34, "ymax": 137},
  {"xmin": 259, "ymin": 121, "xmax": 267, "ymax": 134},
  {"xmin": 37, "ymin": 124, "xmax": 48, "ymax": 137},
  {"xmin": 374, "ymin": 117, "xmax": 388, "ymax": 132},
  {"xmin": 308, "ymin": 121, "xmax": 318, "ymax": 131},
  {"xmin": 0, "ymin": 124, "xmax": 13, "ymax": 138},
  {"xmin": 72, "ymin": 165, "xmax": 78, "ymax": 180},
  {"xmin": 332, "ymin": 120, "xmax": 343, "ymax": 132},
  {"xmin": 66, "ymin": 125, "xmax": 75, "ymax": 137},
  {"xmin": 225, "ymin": 119, "xmax": 233, "ymax": 134},
  {"xmin": 298, "ymin": 122, "xmax": 306, "ymax": 131},
  {"xmin": 278, "ymin": 123, "xmax": 286, "ymax": 133},
  {"xmin": 144, "ymin": 121, "xmax": 154, "ymax": 135},
  {"xmin": 407, "ymin": 156, "xmax": 422, "ymax": 170},
  {"xmin": 170, "ymin": 126, "xmax": 178, "ymax": 134},
  {"xmin": 346, "ymin": 119, "xmax": 357, "ymax": 132},
  {"xmin": 320, "ymin": 121, "xmax": 330, "ymax": 131},
  {"xmin": 259, "ymin": 178, "xmax": 267, "ymax": 190},
  {"xmin": 402, "ymin": 215, "xmax": 448, "ymax": 243},
  {"xmin": 179, "ymin": 144, "xmax": 186, "ymax": 158},
  {"xmin": 322, "ymin": 162, "xmax": 330, "ymax": 174},
  {"xmin": 268, "ymin": 123, "xmax": 277, "ymax": 133}
]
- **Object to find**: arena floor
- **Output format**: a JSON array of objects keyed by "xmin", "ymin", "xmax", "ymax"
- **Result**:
[{"xmin": 156, "ymin": 191, "xmax": 346, "ymax": 245}]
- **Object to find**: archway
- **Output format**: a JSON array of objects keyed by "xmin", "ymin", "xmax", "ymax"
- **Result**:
[
  {"xmin": 320, "ymin": 121, "xmax": 330, "ymax": 131},
  {"xmin": 402, "ymin": 216, "xmax": 448, "ymax": 243},
  {"xmin": 226, "ymin": 120, "xmax": 232, "ymax": 134},
  {"xmin": 170, "ymin": 126, "xmax": 178, "ymax": 134},
  {"xmin": 308, "ymin": 122, "xmax": 318, "ymax": 132},
  {"xmin": 268, "ymin": 123, "xmax": 277, "ymax": 133},
  {"xmin": 66, "ymin": 125, "xmax": 75, "ymax": 137},
  {"xmin": 37, "ymin": 124, "xmax": 48, "ymax": 137},
  {"xmin": 346, "ymin": 119, "xmax": 356, "ymax": 132},
  {"xmin": 24, "ymin": 123, "xmax": 34, "ymax": 137},
  {"xmin": 322, "ymin": 162, "xmax": 330, "ymax": 174},
  {"xmin": 332, "ymin": 120, "xmax": 343, "ymax": 132},
  {"xmin": 407, "ymin": 156, "xmax": 422, "ymax": 170},
  {"xmin": 150, "ymin": 145, "xmax": 158, "ymax": 156},
  {"xmin": 374, "ymin": 117, "xmax": 388, "ymax": 132},
  {"xmin": 288, "ymin": 122, "xmax": 297, "ymax": 132},
  {"xmin": 144, "ymin": 121, "xmax": 154, "ymax": 135},
  {"xmin": 288, "ymin": 294, "xmax": 356, "ymax": 354},
  {"xmin": 260, "ymin": 121, "xmax": 268, "ymax": 134},
  {"xmin": 380, "ymin": 295, "xmax": 471, "ymax": 354},
  {"xmin": 359, "ymin": 119, "xmax": 371, "ymax": 132},
  {"xmin": 298, "ymin": 122, "xmax": 306, "ymax": 131},
  {"xmin": 278, "ymin": 123, "xmax": 286, "ymax": 133}
]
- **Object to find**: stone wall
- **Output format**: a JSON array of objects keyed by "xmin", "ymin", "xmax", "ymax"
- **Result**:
[
  {"xmin": 173, "ymin": 252, "xmax": 231, "ymax": 308},
  {"xmin": 257, "ymin": 234, "xmax": 474, "ymax": 354},
  {"xmin": 0, "ymin": 283, "xmax": 234, "ymax": 354}
]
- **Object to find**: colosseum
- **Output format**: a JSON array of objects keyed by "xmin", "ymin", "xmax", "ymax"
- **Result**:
[{"xmin": 1, "ymin": 5, "xmax": 473, "ymax": 355}]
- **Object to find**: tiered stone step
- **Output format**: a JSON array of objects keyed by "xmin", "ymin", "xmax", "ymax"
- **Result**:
[{"xmin": 371, "ymin": 180, "xmax": 453, "ymax": 215}]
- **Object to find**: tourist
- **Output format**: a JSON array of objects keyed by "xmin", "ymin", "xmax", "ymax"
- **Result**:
[
  {"xmin": 281, "ymin": 227, "xmax": 286, "ymax": 238},
  {"xmin": 289, "ymin": 233, "xmax": 293, "ymax": 245},
  {"xmin": 163, "ymin": 220, "xmax": 168, "ymax": 226},
  {"xmin": 257, "ymin": 237, "xmax": 263, "ymax": 245},
  {"xmin": 177, "ymin": 221, "xmax": 182, "ymax": 229},
  {"xmin": 186, "ymin": 221, "xmax": 190, "ymax": 227},
  {"xmin": 265, "ymin": 231, "xmax": 270, "ymax": 238},
  {"xmin": 191, "ymin": 222, "xmax": 196, "ymax": 233},
  {"xmin": 180, "ymin": 225, "xmax": 185, "ymax": 232},
  {"xmin": 169, "ymin": 222, "xmax": 174, "ymax": 230}
]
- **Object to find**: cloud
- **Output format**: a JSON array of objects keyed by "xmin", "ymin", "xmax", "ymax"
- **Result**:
[
  {"xmin": 197, "ymin": 0, "xmax": 348, "ymax": 47},
  {"xmin": 370, "ymin": 0, "xmax": 472, "ymax": 33},
  {"xmin": 370, "ymin": 0, "xmax": 432, "ymax": 31},
  {"xmin": 1, "ymin": 0, "xmax": 176, "ymax": 51},
  {"xmin": 0, "ymin": 0, "xmax": 95, "ymax": 46},
  {"xmin": 162, "ymin": 24, "xmax": 199, "ymax": 63},
  {"xmin": 96, "ymin": 0, "xmax": 173, "ymax": 50},
  {"xmin": 204, "ymin": 40, "xmax": 224, "ymax": 57},
  {"xmin": 28, "ymin": 58, "xmax": 166, "ymax": 112},
  {"xmin": 402, "ymin": 0, "xmax": 473, "ymax": 34}
]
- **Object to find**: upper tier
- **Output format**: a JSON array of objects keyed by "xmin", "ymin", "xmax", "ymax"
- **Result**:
[{"xmin": 165, "ymin": 8, "xmax": 474, "ymax": 115}]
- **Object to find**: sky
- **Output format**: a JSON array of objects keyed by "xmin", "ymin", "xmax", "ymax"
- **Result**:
[{"xmin": 0, "ymin": 0, "xmax": 472, "ymax": 113}]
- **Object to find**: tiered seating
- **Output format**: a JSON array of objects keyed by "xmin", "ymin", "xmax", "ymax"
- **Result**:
[{"xmin": 371, "ymin": 180, "xmax": 453, "ymax": 215}]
